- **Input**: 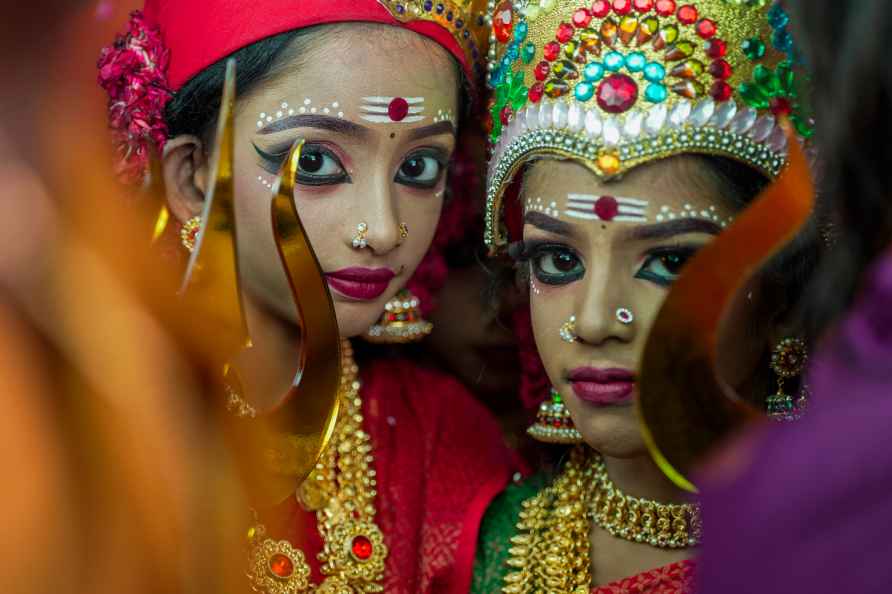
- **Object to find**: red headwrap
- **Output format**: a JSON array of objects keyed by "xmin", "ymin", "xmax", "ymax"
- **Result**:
[{"xmin": 143, "ymin": 0, "xmax": 483, "ymax": 91}]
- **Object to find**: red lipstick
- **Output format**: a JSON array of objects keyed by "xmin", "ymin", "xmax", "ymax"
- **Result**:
[
  {"xmin": 325, "ymin": 267, "xmax": 395, "ymax": 301},
  {"xmin": 568, "ymin": 367, "xmax": 636, "ymax": 406}
]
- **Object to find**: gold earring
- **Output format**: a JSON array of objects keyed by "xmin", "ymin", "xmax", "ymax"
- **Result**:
[
  {"xmin": 180, "ymin": 216, "xmax": 201, "ymax": 252},
  {"xmin": 352, "ymin": 222, "xmax": 369, "ymax": 249},
  {"xmin": 559, "ymin": 315, "xmax": 578, "ymax": 343},
  {"xmin": 527, "ymin": 388, "xmax": 583, "ymax": 444},
  {"xmin": 767, "ymin": 337, "xmax": 808, "ymax": 422},
  {"xmin": 363, "ymin": 289, "xmax": 433, "ymax": 343}
]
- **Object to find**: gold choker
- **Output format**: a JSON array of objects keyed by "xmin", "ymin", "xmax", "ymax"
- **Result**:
[{"xmin": 504, "ymin": 446, "xmax": 699, "ymax": 594}]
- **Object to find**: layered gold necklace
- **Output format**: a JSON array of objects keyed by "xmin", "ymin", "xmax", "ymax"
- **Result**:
[
  {"xmin": 503, "ymin": 446, "xmax": 701, "ymax": 594},
  {"xmin": 246, "ymin": 340, "xmax": 387, "ymax": 594}
]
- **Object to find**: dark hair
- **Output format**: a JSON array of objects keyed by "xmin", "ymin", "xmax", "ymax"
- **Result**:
[
  {"xmin": 788, "ymin": 0, "xmax": 892, "ymax": 336},
  {"xmin": 165, "ymin": 23, "xmax": 468, "ymax": 143}
]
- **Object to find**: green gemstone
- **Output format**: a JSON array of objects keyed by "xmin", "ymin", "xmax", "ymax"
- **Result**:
[
  {"xmin": 753, "ymin": 64, "xmax": 781, "ymax": 94},
  {"xmin": 742, "ymin": 37, "xmax": 766, "ymax": 61},
  {"xmin": 522, "ymin": 42, "xmax": 536, "ymax": 64},
  {"xmin": 739, "ymin": 82, "xmax": 768, "ymax": 109},
  {"xmin": 510, "ymin": 84, "xmax": 528, "ymax": 109},
  {"xmin": 776, "ymin": 60, "xmax": 795, "ymax": 94},
  {"xmin": 551, "ymin": 389, "xmax": 563, "ymax": 404}
]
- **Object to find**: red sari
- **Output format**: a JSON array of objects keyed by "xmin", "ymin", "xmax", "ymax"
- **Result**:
[
  {"xmin": 591, "ymin": 560, "xmax": 696, "ymax": 594},
  {"xmin": 271, "ymin": 356, "xmax": 520, "ymax": 594}
]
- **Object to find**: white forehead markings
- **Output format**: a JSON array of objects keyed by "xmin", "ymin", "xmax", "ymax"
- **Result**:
[
  {"xmin": 655, "ymin": 203, "xmax": 733, "ymax": 228},
  {"xmin": 434, "ymin": 108, "xmax": 456, "ymax": 125},
  {"xmin": 257, "ymin": 99, "xmax": 344, "ymax": 128},
  {"xmin": 359, "ymin": 96, "xmax": 426, "ymax": 124},
  {"xmin": 564, "ymin": 194, "xmax": 649, "ymax": 223}
]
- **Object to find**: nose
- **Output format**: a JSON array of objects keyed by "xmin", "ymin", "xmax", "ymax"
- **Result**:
[
  {"xmin": 573, "ymin": 256, "xmax": 636, "ymax": 346},
  {"xmin": 349, "ymin": 171, "xmax": 401, "ymax": 256}
]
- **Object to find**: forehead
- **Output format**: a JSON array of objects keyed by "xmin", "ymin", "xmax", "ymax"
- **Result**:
[
  {"xmin": 243, "ymin": 24, "xmax": 460, "ymax": 122},
  {"xmin": 522, "ymin": 157, "xmax": 737, "ymax": 216}
]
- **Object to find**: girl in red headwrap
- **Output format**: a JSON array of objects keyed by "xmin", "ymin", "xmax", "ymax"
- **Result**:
[{"xmin": 97, "ymin": 2, "xmax": 519, "ymax": 593}]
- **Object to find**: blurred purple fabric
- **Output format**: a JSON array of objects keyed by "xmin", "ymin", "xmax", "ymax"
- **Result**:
[{"xmin": 697, "ymin": 250, "xmax": 892, "ymax": 593}]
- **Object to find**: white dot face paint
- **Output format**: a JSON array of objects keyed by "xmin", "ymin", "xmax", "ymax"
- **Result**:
[
  {"xmin": 359, "ymin": 96, "xmax": 426, "ymax": 124},
  {"xmin": 552, "ymin": 194, "xmax": 734, "ymax": 227},
  {"xmin": 433, "ymin": 108, "xmax": 456, "ymax": 125},
  {"xmin": 255, "ymin": 98, "xmax": 345, "ymax": 129},
  {"xmin": 525, "ymin": 197, "xmax": 560, "ymax": 218},
  {"xmin": 655, "ymin": 203, "xmax": 733, "ymax": 227}
]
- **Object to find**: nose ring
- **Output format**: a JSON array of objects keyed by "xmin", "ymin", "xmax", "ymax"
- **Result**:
[
  {"xmin": 352, "ymin": 222, "xmax": 368, "ymax": 249},
  {"xmin": 559, "ymin": 315, "xmax": 578, "ymax": 343},
  {"xmin": 616, "ymin": 307, "xmax": 634, "ymax": 325}
]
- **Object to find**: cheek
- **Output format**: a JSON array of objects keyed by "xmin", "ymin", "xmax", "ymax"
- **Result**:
[
  {"xmin": 396, "ymin": 194, "xmax": 444, "ymax": 269},
  {"xmin": 529, "ymin": 279, "xmax": 575, "ymax": 384}
]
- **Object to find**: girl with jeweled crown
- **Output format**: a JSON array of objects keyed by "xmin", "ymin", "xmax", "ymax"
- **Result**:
[{"xmin": 473, "ymin": 0, "xmax": 818, "ymax": 591}]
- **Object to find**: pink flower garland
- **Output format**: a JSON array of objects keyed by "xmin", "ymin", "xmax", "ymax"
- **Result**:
[{"xmin": 97, "ymin": 10, "xmax": 172, "ymax": 184}]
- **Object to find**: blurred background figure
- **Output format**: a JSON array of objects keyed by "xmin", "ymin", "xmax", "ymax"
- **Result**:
[
  {"xmin": 698, "ymin": 2, "xmax": 892, "ymax": 593},
  {"xmin": 1, "ymin": 3, "xmax": 251, "ymax": 594}
]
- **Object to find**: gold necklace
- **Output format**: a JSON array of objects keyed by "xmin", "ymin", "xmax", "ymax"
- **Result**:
[
  {"xmin": 246, "ymin": 339, "xmax": 387, "ymax": 594},
  {"xmin": 503, "ymin": 446, "xmax": 700, "ymax": 594}
]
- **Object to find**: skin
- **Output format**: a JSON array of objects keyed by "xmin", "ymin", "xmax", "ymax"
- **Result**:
[
  {"xmin": 162, "ymin": 24, "xmax": 459, "ymax": 342},
  {"xmin": 519, "ymin": 156, "xmax": 751, "ymax": 584}
]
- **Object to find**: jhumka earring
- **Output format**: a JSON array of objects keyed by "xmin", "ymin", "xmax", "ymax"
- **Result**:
[
  {"xmin": 363, "ymin": 289, "xmax": 433, "ymax": 344},
  {"xmin": 767, "ymin": 337, "xmax": 809, "ymax": 422},
  {"xmin": 527, "ymin": 388, "xmax": 583, "ymax": 444},
  {"xmin": 352, "ymin": 222, "xmax": 369, "ymax": 249},
  {"xmin": 180, "ymin": 216, "xmax": 201, "ymax": 252},
  {"xmin": 559, "ymin": 315, "xmax": 578, "ymax": 343}
]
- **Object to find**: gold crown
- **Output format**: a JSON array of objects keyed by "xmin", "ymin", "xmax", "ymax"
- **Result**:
[
  {"xmin": 483, "ymin": 0, "xmax": 813, "ymax": 251},
  {"xmin": 377, "ymin": 0, "xmax": 492, "ymax": 76}
]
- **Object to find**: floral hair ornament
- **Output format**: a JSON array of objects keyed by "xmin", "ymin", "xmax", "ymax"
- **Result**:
[
  {"xmin": 483, "ymin": 0, "xmax": 815, "ymax": 252},
  {"xmin": 97, "ymin": 10, "xmax": 172, "ymax": 185}
]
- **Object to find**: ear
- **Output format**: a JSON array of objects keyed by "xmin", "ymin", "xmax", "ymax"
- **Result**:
[{"xmin": 161, "ymin": 135, "xmax": 209, "ymax": 224}]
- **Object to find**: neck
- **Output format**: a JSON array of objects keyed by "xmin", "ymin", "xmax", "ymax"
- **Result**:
[{"xmin": 599, "ymin": 450, "xmax": 691, "ymax": 505}]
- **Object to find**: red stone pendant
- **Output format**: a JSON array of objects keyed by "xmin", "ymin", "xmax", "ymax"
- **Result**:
[
  {"xmin": 351, "ymin": 535, "xmax": 374, "ymax": 561},
  {"xmin": 268, "ymin": 554, "xmax": 294, "ymax": 578}
]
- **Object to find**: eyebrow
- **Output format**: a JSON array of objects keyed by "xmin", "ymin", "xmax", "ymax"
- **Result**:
[
  {"xmin": 524, "ymin": 211, "xmax": 576, "ymax": 237},
  {"xmin": 258, "ymin": 114, "xmax": 370, "ymax": 138},
  {"xmin": 622, "ymin": 217, "xmax": 723, "ymax": 241},
  {"xmin": 404, "ymin": 120, "xmax": 456, "ymax": 142}
]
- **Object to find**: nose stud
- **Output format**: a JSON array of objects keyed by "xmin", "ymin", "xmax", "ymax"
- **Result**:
[{"xmin": 352, "ymin": 222, "xmax": 368, "ymax": 249}]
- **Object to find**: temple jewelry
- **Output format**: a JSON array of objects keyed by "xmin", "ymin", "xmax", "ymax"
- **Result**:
[
  {"xmin": 565, "ymin": 194, "xmax": 648, "ymax": 222},
  {"xmin": 504, "ymin": 447, "xmax": 700, "ymax": 592},
  {"xmin": 180, "ymin": 216, "xmax": 201, "ymax": 252},
  {"xmin": 559, "ymin": 315, "xmax": 578, "ymax": 343},
  {"xmin": 364, "ymin": 289, "xmax": 433, "ymax": 344},
  {"xmin": 527, "ymin": 388, "xmax": 584, "ymax": 444},
  {"xmin": 246, "ymin": 340, "xmax": 387, "ymax": 593},
  {"xmin": 616, "ymin": 307, "xmax": 634, "ymax": 325},
  {"xmin": 590, "ymin": 453, "xmax": 702, "ymax": 549},
  {"xmin": 767, "ymin": 337, "xmax": 809, "ymax": 422},
  {"xmin": 360, "ymin": 96, "xmax": 425, "ymax": 124},
  {"xmin": 352, "ymin": 222, "xmax": 369, "ymax": 249}
]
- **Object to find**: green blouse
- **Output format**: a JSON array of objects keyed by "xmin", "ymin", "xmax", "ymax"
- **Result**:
[{"xmin": 470, "ymin": 473, "xmax": 548, "ymax": 593}]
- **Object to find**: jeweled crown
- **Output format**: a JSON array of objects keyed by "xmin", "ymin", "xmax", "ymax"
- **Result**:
[
  {"xmin": 483, "ymin": 0, "xmax": 812, "ymax": 250},
  {"xmin": 378, "ymin": 0, "xmax": 492, "ymax": 78}
]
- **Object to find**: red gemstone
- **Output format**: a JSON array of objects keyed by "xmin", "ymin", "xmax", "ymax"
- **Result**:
[
  {"xmin": 596, "ymin": 74, "xmax": 639, "ymax": 113},
  {"xmin": 677, "ymin": 4, "xmax": 698, "ymax": 24},
  {"xmin": 708, "ymin": 59, "xmax": 732, "ymax": 79},
  {"xmin": 388, "ymin": 97, "xmax": 409, "ymax": 122},
  {"xmin": 633, "ymin": 0, "xmax": 654, "ymax": 11},
  {"xmin": 696, "ymin": 18, "xmax": 717, "ymax": 38},
  {"xmin": 543, "ymin": 41, "xmax": 560, "ymax": 61},
  {"xmin": 269, "ymin": 554, "xmax": 294, "ymax": 578},
  {"xmin": 710, "ymin": 80, "xmax": 732, "ymax": 102},
  {"xmin": 655, "ymin": 0, "xmax": 675, "ymax": 16},
  {"xmin": 592, "ymin": 0, "xmax": 611, "ymax": 17},
  {"xmin": 534, "ymin": 60, "xmax": 551, "ymax": 81},
  {"xmin": 612, "ymin": 0, "xmax": 632, "ymax": 15},
  {"xmin": 557, "ymin": 22, "xmax": 576, "ymax": 42},
  {"xmin": 705, "ymin": 38, "xmax": 727, "ymax": 58},
  {"xmin": 770, "ymin": 97, "xmax": 793, "ymax": 116},
  {"xmin": 528, "ymin": 82, "xmax": 545, "ymax": 103},
  {"xmin": 595, "ymin": 196, "xmax": 619, "ymax": 220},
  {"xmin": 493, "ymin": 1, "xmax": 514, "ymax": 43},
  {"xmin": 500, "ymin": 105, "xmax": 513, "ymax": 125},
  {"xmin": 572, "ymin": 8, "xmax": 592, "ymax": 28},
  {"xmin": 351, "ymin": 536, "xmax": 374, "ymax": 561}
]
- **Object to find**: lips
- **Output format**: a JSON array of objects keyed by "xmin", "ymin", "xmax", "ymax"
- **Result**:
[
  {"xmin": 325, "ymin": 267, "xmax": 395, "ymax": 301},
  {"xmin": 568, "ymin": 367, "xmax": 636, "ymax": 406}
]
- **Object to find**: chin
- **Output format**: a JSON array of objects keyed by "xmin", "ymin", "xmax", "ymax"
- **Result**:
[
  {"xmin": 570, "ymin": 403, "xmax": 649, "ymax": 458},
  {"xmin": 333, "ymin": 300, "xmax": 384, "ymax": 339}
]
